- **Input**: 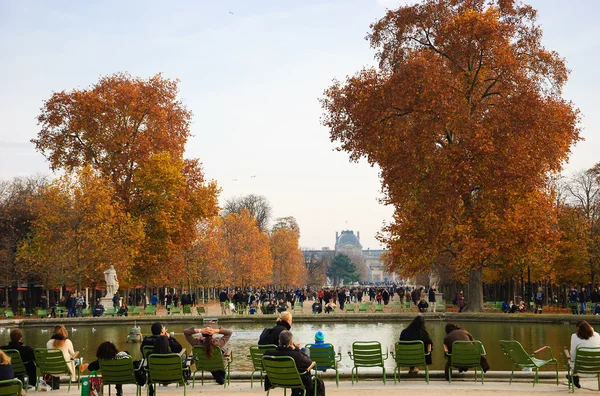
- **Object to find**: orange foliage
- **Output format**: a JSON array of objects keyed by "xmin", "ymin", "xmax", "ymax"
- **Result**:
[
  {"xmin": 271, "ymin": 228, "xmax": 305, "ymax": 287},
  {"xmin": 322, "ymin": 0, "xmax": 580, "ymax": 310}
]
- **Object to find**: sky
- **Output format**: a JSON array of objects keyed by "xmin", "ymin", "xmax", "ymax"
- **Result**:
[{"xmin": 1, "ymin": 0, "xmax": 599, "ymax": 250}]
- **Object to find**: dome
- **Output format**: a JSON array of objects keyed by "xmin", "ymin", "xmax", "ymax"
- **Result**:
[{"xmin": 336, "ymin": 230, "xmax": 361, "ymax": 248}]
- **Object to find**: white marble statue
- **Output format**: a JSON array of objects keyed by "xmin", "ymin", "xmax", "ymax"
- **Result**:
[
  {"xmin": 429, "ymin": 266, "xmax": 440, "ymax": 291},
  {"xmin": 104, "ymin": 265, "xmax": 119, "ymax": 297}
]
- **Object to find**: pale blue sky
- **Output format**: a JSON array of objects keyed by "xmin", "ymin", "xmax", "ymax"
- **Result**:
[{"xmin": 1, "ymin": 0, "xmax": 598, "ymax": 250}]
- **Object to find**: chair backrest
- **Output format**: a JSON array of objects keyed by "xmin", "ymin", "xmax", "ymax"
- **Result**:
[
  {"xmin": 573, "ymin": 347, "xmax": 600, "ymax": 375},
  {"xmin": 261, "ymin": 355, "xmax": 305, "ymax": 391},
  {"xmin": 306, "ymin": 343, "xmax": 337, "ymax": 371},
  {"xmin": 142, "ymin": 345, "xmax": 155, "ymax": 359},
  {"xmin": 394, "ymin": 341, "xmax": 427, "ymax": 367},
  {"xmin": 374, "ymin": 304, "xmax": 384, "ymax": 312},
  {"xmin": 0, "ymin": 379, "xmax": 23, "ymax": 396},
  {"xmin": 499, "ymin": 340, "xmax": 534, "ymax": 367},
  {"xmin": 147, "ymin": 353, "xmax": 184, "ymax": 384},
  {"xmin": 346, "ymin": 304, "xmax": 355, "ymax": 312},
  {"xmin": 358, "ymin": 304, "xmax": 369, "ymax": 312},
  {"xmin": 352, "ymin": 341, "xmax": 384, "ymax": 367},
  {"xmin": 99, "ymin": 358, "xmax": 137, "ymax": 385},
  {"xmin": 192, "ymin": 345, "xmax": 226, "ymax": 371},
  {"xmin": 34, "ymin": 348, "xmax": 70, "ymax": 376},
  {"xmin": 451, "ymin": 341, "xmax": 485, "ymax": 367},
  {"xmin": 2, "ymin": 350, "xmax": 26, "ymax": 378},
  {"xmin": 183, "ymin": 305, "xmax": 192, "ymax": 314},
  {"xmin": 249, "ymin": 345, "xmax": 277, "ymax": 371}
]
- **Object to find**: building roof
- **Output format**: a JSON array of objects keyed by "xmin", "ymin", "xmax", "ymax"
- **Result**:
[{"xmin": 336, "ymin": 230, "xmax": 362, "ymax": 248}]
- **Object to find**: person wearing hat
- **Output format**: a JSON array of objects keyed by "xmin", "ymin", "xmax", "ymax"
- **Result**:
[
  {"xmin": 308, "ymin": 331, "xmax": 330, "ymax": 371},
  {"xmin": 140, "ymin": 322, "xmax": 183, "ymax": 354}
]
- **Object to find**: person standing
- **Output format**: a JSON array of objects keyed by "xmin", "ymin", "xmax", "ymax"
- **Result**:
[
  {"xmin": 569, "ymin": 287, "xmax": 579, "ymax": 315},
  {"xmin": 428, "ymin": 288, "xmax": 436, "ymax": 313},
  {"xmin": 337, "ymin": 289, "xmax": 346, "ymax": 311},
  {"xmin": 219, "ymin": 289, "xmax": 228, "ymax": 315},
  {"xmin": 456, "ymin": 291, "xmax": 465, "ymax": 313},
  {"xmin": 534, "ymin": 287, "xmax": 544, "ymax": 314},
  {"xmin": 580, "ymin": 287, "xmax": 588, "ymax": 315}
]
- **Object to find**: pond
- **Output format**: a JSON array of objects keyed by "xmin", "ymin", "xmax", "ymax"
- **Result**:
[{"xmin": 1, "ymin": 320, "xmax": 573, "ymax": 371}]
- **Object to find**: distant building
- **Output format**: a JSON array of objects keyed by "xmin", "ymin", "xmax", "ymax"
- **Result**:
[{"xmin": 303, "ymin": 230, "xmax": 400, "ymax": 284}]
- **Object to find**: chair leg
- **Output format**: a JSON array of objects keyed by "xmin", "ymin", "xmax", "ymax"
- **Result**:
[
  {"xmin": 509, "ymin": 368, "xmax": 514, "ymax": 384},
  {"xmin": 425, "ymin": 366, "xmax": 429, "ymax": 384},
  {"xmin": 382, "ymin": 367, "xmax": 386, "ymax": 385},
  {"xmin": 555, "ymin": 363, "xmax": 559, "ymax": 386},
  {"xmin": 533, "ymin": 368, "xmax": 539, "ymax": 386}
]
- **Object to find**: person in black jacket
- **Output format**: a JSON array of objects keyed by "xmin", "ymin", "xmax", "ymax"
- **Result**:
[
  {"xmin": 399, "ymin": 316, "xmax": 432, "ymax": 375},
  {"xmin": 140, "ymin": 322, "xmax": 183, "ymax": 354},
  {"xmin": 258, "ymin": 312, "xmax": 292, "ymax": 346},
  {"xmin": 1, "ymin": 328, "xmax": 36, "ymax": 388},
  {"xmin": 264, "ymin": 330, "xmax": 319, "ymax": 396}
]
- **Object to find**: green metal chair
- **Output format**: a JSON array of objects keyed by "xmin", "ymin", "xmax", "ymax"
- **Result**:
[
  {"xmin": 444, "ymin": 340, "xmax": 486, "ymax": 384},
  {"xmin": 262, "ymin": 355, "xmax": 316, "ymax": 396},
  {"xmin": 3, "ymin": 349, "xmax": 29, "ymax": 389},
  {"xmin": 345, "ymin": 303, "xmax": 355, "ymax": 313},
  {"xmin": 191, "ymin": 345, "xmax": 232, "ymax": 387},
  {"xmin": 566, "ymin": 346, "xmax": 600, "ymax": 392},
  {"xmin": 170, "ymin": 307, "xmax": 181, "ymax": 315},
  {"xmin": 358, "ymin": 304, "xmax": 370, "ymax": 313},
  {"xmin": 248, "ymin": 345, "xmax": 276, "ymax": 388},
  {"xmin": 391, "ymin": 302, "xmax": 403, "ymax": 313},
  {"xmin": 147, "ymin": 353, "xmax": 187, "ymax": 396},
  {"xmin": 403, "ymin": 302, "xmax": 413, "ymax": 312},
  {"xmin": 306, "ymin": 343, "xmax": 342, "ymax": 387},
  {"xmin": 436, "ymin": 301, "xmax": 446, "ymax": 312},
  {"xmin": 499, "ymin": 340, "xmax": 558, "ymax": 386},
  {"xmin": 143, "ymin": 306, "xmax": 156, "ymax": 315},
  {"xmin": 5, "ymin": 311, "xmax": 14, "ymax": 319},
  {"xmin": 131, "ymin": 307, "xmax": 141, "ymax": 316},
  {"xmin": 99, "ymin": 358, "xmax": 142, "ymax": 396},
  {"xmin": 182, "ymin": 305, "xmax": 192, "ymax": 315},
  {"xmin": 196, "ymin": 306, "xmax": 207, "ymax": 315},
  {"xmin": 391, "ymin": 341, "xmax": 430, "ymax": 384},
  {"xmin": 348, "ymin": 341, "xmax": 388, "ymax": 384},
  {"xmin": 34, "ymin": 348, "xmax": 75, "ymax": 392},
  {"xmin": 36, "ymin": 309, "xmax": 47, "ymax": 318},
  {"xmin": 0, "ymin": 379, "xmax": 23, "ymax": 396},
  {"xmin": 374, "ymin": 304, "xmax": 385, "ymax": 313}
]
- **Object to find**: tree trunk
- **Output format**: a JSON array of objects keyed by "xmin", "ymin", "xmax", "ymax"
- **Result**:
[{"xmin": 464, "ymin": 267, "xmax": 485, "ymax": 312}]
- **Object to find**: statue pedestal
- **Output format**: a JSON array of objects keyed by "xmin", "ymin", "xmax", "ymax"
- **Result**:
[
  {"xmin": 435, "ymin": 292, "xmax": 444, "ymax": 304},
  {"xmin": 100, "ymin": 296, "xmax": 114, "ymax": 311}
]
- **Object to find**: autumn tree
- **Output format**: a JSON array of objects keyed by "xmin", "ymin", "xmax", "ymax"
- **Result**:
[
  {"xmin": 322, "ymin": 0, "xmax": 580, "ymax": 311},
  {"xmin": 271, "ymin": 225, "xmax": 305, "ymax": 287},
  {"xmin": 18, "ymin": 167, "xmax": 143, "ymax": 292},
  {"xmin": 221, "ymin": 209, "xmax": 273, "ymax": 287},
  {"xmin": 272, "ymin": 216, "xmax": 300, "ymax": 237},
  {"xmin": 0, "ymin": 176, "xmax": 47, "ymax": 311},
  {"xmin": 223, "ymin": 194, "xmax": 272, "ymax": 232},
  {"xmin": 32, "ymin": 73, "xmax": 220, "ymax": 286},
  {"xmin": 564, "ymin": 169, "xmax": 600, "ymax": 284}
]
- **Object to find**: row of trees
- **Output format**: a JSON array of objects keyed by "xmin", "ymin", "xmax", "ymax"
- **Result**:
[{"xmin": 0, "ymin": 73, "xmax": 309, "ymax": 308}]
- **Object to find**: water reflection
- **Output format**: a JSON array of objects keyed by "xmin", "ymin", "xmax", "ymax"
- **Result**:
[{"xmin": 1, "ymin": 321, "xmax": 572, "ymax": 371}]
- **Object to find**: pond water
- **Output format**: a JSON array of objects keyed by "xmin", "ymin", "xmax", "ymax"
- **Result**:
[{"xmin": 1, "ymin": 321, "xmax": 573, "ymax": 371}]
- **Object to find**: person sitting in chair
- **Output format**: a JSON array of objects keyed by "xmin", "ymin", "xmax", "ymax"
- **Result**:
[
  {"xmin": 277, "ymin": 299, "xmax": 288, "ymax": 313},
  {"xmin": 265, "ymin": 300, "xmax": 276, "ymax": 314},
  {"xmin": 117, "ymin": 302, "xmax": 128, "ymax": 317},
  {"xmin": 264, "ymin": 330, "xmax": 322, "ymax": 396},
  {"xmin": 324, "ymin": 301, "xmax": 336, "ymax": 314},
  {"xmin": 93, "ymin": 300, "xmax": 105, "ymax": 317},
  {"xmin": 312, "ymin": 301, "xmax": 322, "ymax": 314}
]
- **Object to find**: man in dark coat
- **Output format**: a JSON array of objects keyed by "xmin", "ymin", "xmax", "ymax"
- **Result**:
[
  {"xmin": 443, "ymin": 323, "xmax": 489, "ymax": 380},
  {"xmin": 140, "ymin": 322, "xmax": 183, "ymax": 354},
  {"xmin": 1, "ymin": 328, "xmax": 36, "ymax": 388},
  {"xmin": 264, "ymin": 330, "xmax": 317, "ymax": 396}
]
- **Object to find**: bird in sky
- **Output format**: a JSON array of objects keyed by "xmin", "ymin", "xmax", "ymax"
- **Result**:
[
  {"xmin": 250, "ymin": 175, "xmax": 256, "ymax": 178},
  {"xmin": 229, "ymin": 11, "xmax": 234, "ymax": 15}
]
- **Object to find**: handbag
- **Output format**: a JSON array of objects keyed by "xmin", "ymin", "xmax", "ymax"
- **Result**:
[{"xmin": 81, "ymin": 371, "xmax": 103, "ymax": 396}]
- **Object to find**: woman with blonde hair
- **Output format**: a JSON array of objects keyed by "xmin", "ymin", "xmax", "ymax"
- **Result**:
[
  {"xmin": 46, "ymin": 325, "xmax": 79, "ymax": 379},
  {"xmin": 258, "ymin": 311, "xmax": 292, "ymax": 346},
  {"xmin": 0, "ymin": 349, "xmax": 14, "ymax": 380}
]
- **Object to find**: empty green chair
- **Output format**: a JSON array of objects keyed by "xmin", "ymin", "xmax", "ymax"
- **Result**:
[
  {"xmin": 248, "ymin": 345, "xmax": 276, "ymax": 388},
  {"xmin": 196, "ymin": 306, "xmax": 207, "ymax": 315},
  {"xmin": 566, "ymin": 346, "xmax": 600, "ymax": 392},
  {"xmin": 391, "ymin": 341, "xmax": 430, "ymax": 384},
  {"xmin": 170, "ymin": 307, "xmax": 181, "ymax": 315},
  {"xmin": 99, "ymin": 358, "xmax": 142, "ymax": 396},
  {"xmin": 147, "ymin": 353, "xmax": 187, "ymax": 396},
  {"xmin": 34, "ymin": 348, "xmax": 74, "ymax": 392},
  {"xmin": 391, "ymin": 302, "xmax": 403, "ymax": 313},
  {"xmin": 262, "ymin": 355, "xmax": 316, "ymax": 396},
  {"xmin": 348, "ymin": 341, "xmax": 388, "ymax": 384},
  {"xmin": 403, "ymin": 302, "xmax": 413, "ymax": 312},
  {"xmin": 306, "ymin": 343, "xmax": 342, "ymax": 386},
  {"xmin": 374, "ymin": 304, "xmax": 385, "ymax": 313},
  {"xmin": 358, "ymin": 304, "xmax": 370, "ymax": 313},
  {"xmin": 131, "ymin": 307, "xmax": 141, "ymax": 316},
  {"xmin": 0, "ymin": 379, "xmax": 23, "ymax": 396},
  {"xmin": 345, "ymin": 304, "xmax": 355, "ymax": 313},
  {"xmin": 499, "ymin": 340, "xmax": 558, "ymax": 386},
  {"xmin": 191, "ymin": 345, "xmax": 232, "ymax": 387},
  {"xmin": 182, "ymin": 305, "xmax": 192, "ymax": 315},
  {"xmin": 444, "ymin": 340, "xmax": 486, "ymax": 384}
]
